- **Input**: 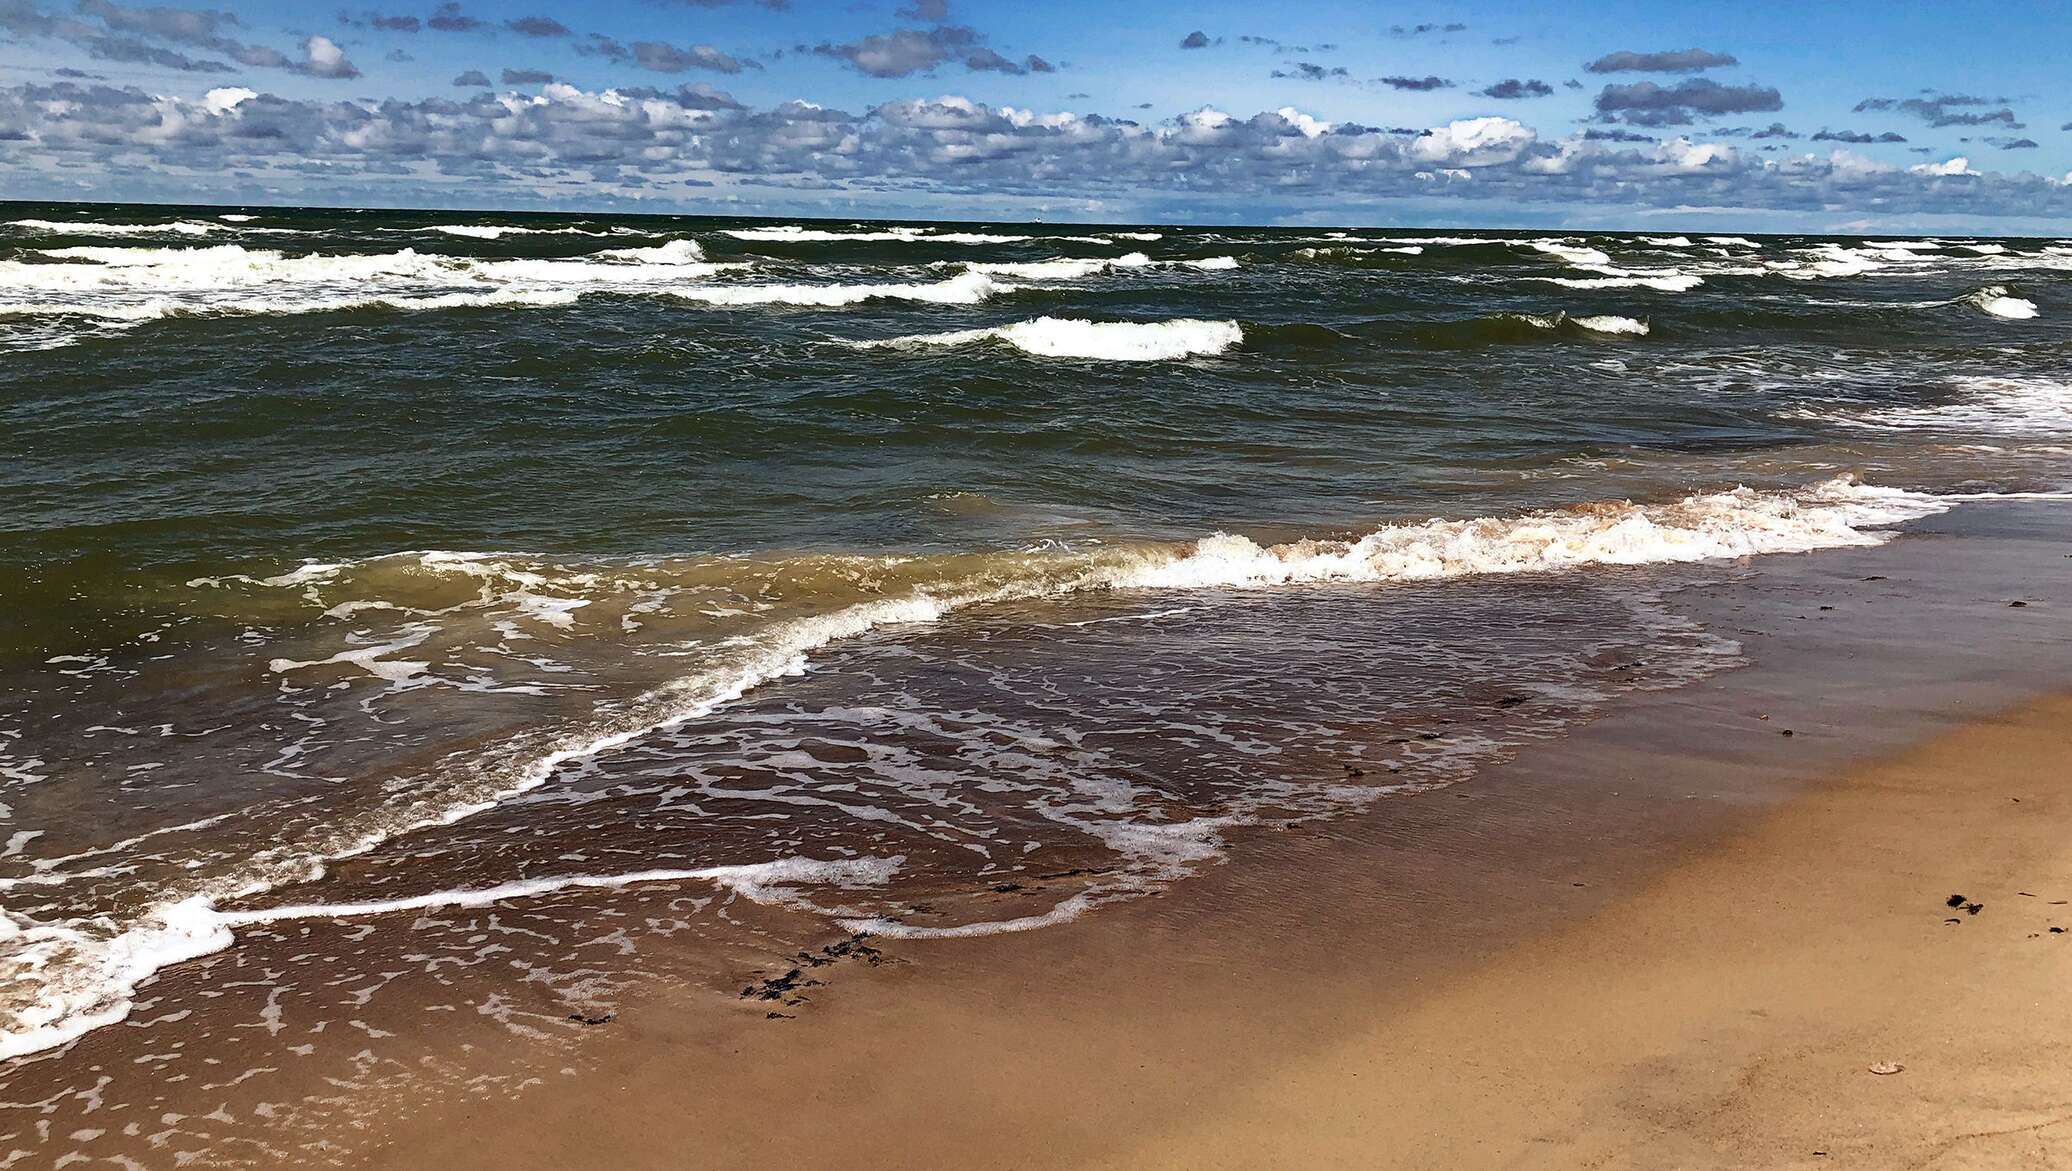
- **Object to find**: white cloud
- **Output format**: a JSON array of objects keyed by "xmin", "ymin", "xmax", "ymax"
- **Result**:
[
  {"xmin": 300, "ymin": 35, "xmax": 358, "ymax": 79},
  {"xmin": 201, "ymin": 86, "xmax": 256, "ymax": 115},
  {"xmin": 1, "ymin": 80, "xmax": 2067, "ymax": 222},
  {"xmin": 1910, "ymin": 156, "xmax": 1978, "ymax": 177},
  {"xmin": 1410, "ymin": 117, "xmax": 1534, "ymax": 166}
]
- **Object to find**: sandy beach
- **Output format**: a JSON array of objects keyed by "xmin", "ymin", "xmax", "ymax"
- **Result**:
[{"xmin": 337, "ymin": 503, "xmax": 2072, "ymax": 1171}]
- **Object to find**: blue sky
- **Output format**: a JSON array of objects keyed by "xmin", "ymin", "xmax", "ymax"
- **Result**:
[{"xmin": 2, "ymin": 0, "xmax": 2069, "ymax": 229}]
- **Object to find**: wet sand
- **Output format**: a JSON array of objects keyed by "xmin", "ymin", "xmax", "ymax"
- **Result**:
[{"xmin": 347, "ymin": 501, "xmax": 2072, "ymax": 1171}]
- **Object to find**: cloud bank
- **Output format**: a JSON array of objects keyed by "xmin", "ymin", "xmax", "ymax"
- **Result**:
[{"xmin": 2, "ymin": 79, "xmax": 2066, "ymax": 224}]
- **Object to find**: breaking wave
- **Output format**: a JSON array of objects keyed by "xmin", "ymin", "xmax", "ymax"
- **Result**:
[
  {"xmin": 849, "ymin": 316, "xmax": 1244, "ymax": 360},
  {"xmin": 0, "ymin": 240, "xmax": 733, "ymax": 337},
  {"xmin": 0, "ymin": 473, "xmax": 1949, "ymax": 1061},
  {"xmin": 1964, "ymin": 284, "xmax": 2039, "ymax": 319},
  {"xmin": 663, "ymin": 269, "xmax": 1013, "ymax": 307}
]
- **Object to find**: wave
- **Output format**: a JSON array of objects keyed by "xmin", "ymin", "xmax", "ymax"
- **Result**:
[
  {"xmin": 849, "ymin": 316, "xmax": 1243, "ymax": 360},
  {"xmin": 952, "ymin": 253, "xmax": 1238, "ymax": 279},
  {"xmin": 419, "ymin": 224, "xmax": 613, "ymax": 239},
  {"xmin": 1802, "ymin": 376, "xmax": 2071, "ymax": 435},
  {"xmin": 722, "ymin": 225, "xmax": 1036, "ymax": 245},
  {"xmin": 1287, "ymin": 244, "xmax": 1427, "ymax": 265},
  {"xmin": 1572, "ymin": 313, "xmax": 1650, "ymax": 335},
  {"xmin": 1526, "ymin": 240, "xmax": 1616, "ymax": 268},
  {"xmin": 9, "ymin": 218, "xmax": 224, "ymax": 236},
  {"xmin": 1964, "ymin": 284, "xmax": 2038, "ymax": 319},
  {"xmin": 0, "ymin": 287, "xmax": 580, "ymax": 323},
  {"xmin": 958, "ymin": 253, "xmax": 1153, "ymax": 279},
  {"xmin": 662, "ymin": 270, "xmax": 1012, "ymax": 307},
  {"xmin": 1531, "ymin": 273, "xmax": 1704, "ymax": 292},
  {"xmin": 1412, "ymin": 312, "xmax": 1651, "ymax": 347},
  {"xmin": 0, "ymin": 475, "xmax": 1951, "ymax": 1060},
  {"xmin": 0, "ymin": 240, "xmax": 728, "ymax": 337}
]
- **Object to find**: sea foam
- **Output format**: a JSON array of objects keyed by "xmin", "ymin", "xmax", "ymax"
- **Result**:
[
  {"xmin": 0, "ymin": 475, "xmax": 1952, "ymax": 1060},
  {"xmin": 851, "ymin": 316, "xmax": 1244, "ymax": 360},
  {"xmin": 663, "ymin": 270, "xmax": 1009, "ymax": 307}
]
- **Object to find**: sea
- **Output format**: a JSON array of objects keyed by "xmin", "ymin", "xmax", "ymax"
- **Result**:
[{"xmin": 1, "ymin": 203, "xmax": 2068, "ymax": 1163}]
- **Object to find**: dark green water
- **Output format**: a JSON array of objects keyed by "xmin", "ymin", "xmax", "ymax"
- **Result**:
[{"xmin": 0, "ymin": 204, "xmax": 2068, "ymax": 1152}]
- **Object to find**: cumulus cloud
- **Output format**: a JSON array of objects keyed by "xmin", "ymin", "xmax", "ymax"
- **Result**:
[
  {"xmin": 3, "ymin": 0, "xmax": 358, "ymax": 77},
  {"xmin": 301, "ymin": 34, "xmax": 358, "ymax": 78},
  {"xmin": 1748, "ymin": 122, "xmax": 1798, "ymax": 139},
  {"xmin": 499, "ymin": 67, "xmax": 553, "ymax": 84},
  {"xmin": 896, "ymin": 0, "xmax": 949, "ymax": 20},
  {"xmin": 812, "ymin": 25, "xmax": 1046, "ymax": 77},
  {"xmin": 1378, "ymin": 75, "xmax": 1449, "ymax": 91},
  {"xmin": 1994, "ymin": 137, "xmax": 2039, "ymax": 150},
  {"xmin": 1594, "ymin": 78, "xmax": 1782, "ymax": 126},
  {"xmin": 1, "ymin": 80, "xmax": 2067, "ymax": 222},
  {"xmin": 451, "ymin": 69, "xmax": 490, "ymax": 86},
  {"xmin": 1910, "ymin": 156, "xmax": 1977, "ymax": 176},
  {"xmin": 1479, "ymin": 78, "xmax": 1552, "ymax": 99},
  {"xmin": 1585, "ymin": 48, "xmax": 1738, "ymax": 74},
  {"xmin": 1179, "ymin": 30, "xmax": 1212, "ymax": 49}
]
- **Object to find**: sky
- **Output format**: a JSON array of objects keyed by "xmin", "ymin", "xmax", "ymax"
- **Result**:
[{"xmin": 1, "ymin": 0, "xmax": 2070, "ymax": 230}]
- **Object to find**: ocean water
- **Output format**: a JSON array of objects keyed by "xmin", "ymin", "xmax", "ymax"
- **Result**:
[{"xmin": 2, "ymin": 205, "xmax": 2070, "ymax": 1150}]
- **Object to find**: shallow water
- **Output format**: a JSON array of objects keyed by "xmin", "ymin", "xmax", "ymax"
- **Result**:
[{"xmin": 2, "ymin": 205, "xmax": 2070, "ymax": 1135}]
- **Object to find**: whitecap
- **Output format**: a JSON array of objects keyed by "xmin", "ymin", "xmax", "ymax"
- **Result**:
[
  {"xmin": 663, "ymin": 270, "xmax": 1009, "ymax": 307},
  {"xmin": 849, "ymin": 316, "xmax": 1243, "ymax": 361},
  {"xmin": 1964, "ymin": 284, "xmax": 2038, "ymax": 319}
]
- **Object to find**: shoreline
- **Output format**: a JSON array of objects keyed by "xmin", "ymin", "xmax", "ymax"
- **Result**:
[
  {"xmin": 3, "ymin": 500, "xmax": 2065, "ymax": 1168},
  {"xmin": 345, "ymin": 501, "xmax": 2072, "ymax": 1170}
]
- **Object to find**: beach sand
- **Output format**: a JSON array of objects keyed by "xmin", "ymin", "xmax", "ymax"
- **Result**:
[{"xmin": 345, "ymin": 502, "xmax": 2072, "ymax": 1171}]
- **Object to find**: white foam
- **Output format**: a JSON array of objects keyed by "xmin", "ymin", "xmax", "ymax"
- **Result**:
[
  {"xmin": 1112, "ymin": 232, "xmax": 1164, "ymax": 241},
  {"xmin": 663, "ymin": 270, "xmax": 1008, "ymax": 307},
  {"xmin": 723, "ymin": 225, "xmax": 929, "ymax": 242},
  {"xmin": 1571, "ymin": 314, "xmax": 1650, "ymax": 335},
  {"xmin": 1105, "ymin": 478, "xmax": 1945, "ymax": 592},
  {"xmin": 421, "ymin": 224, "xmax": 605, "ymax": 239},
  {"xmin": 0, "ymin": 287, "xmax": 578, "ymax": 323},
  {"xmin": 9, "ymin": 218, "xmax": 223, "ymax": 236},
  {"xmin": 1532, "ymin": 273, "xmax": 1704, "ymax": 292},
  {"xmin": 958, "ymin": 253, "xmax": 1151, "ymax": 280},
  {"xmin": 931, "ymin": 231, "xmax": 1037, "ymax": 244},
  {"xmin": 1964, "ymin": 285, "xmax": 2038, "ymax": 319},
  {"xmin": 0, "ymin": 857, "xmax": 894, "ymax": 1060},
  {"xmin": 268, "ymin": 627, "xmax": 433, "ymax": 683},
  {"xmin": 1528, "ymin": 240, "xmax": 1615, "ymax": 267},
  {"xmin": 851, "ymin": 316, "xmax": 1243, "ymax": 361},
  {"xmin": 219, "ymin": 856, "xmax": 898, "ymax": 927},
  {"xmin": 0, "ymin": 475, "xmax": 1954, "ymax": 1061},
  {"xmin": 1811, "ymin": 376, "xmax": 2072, "ymax": 435},
  {"xmin": 0, "ymin": 241, "xmax": 734, "ymax": 338}
]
